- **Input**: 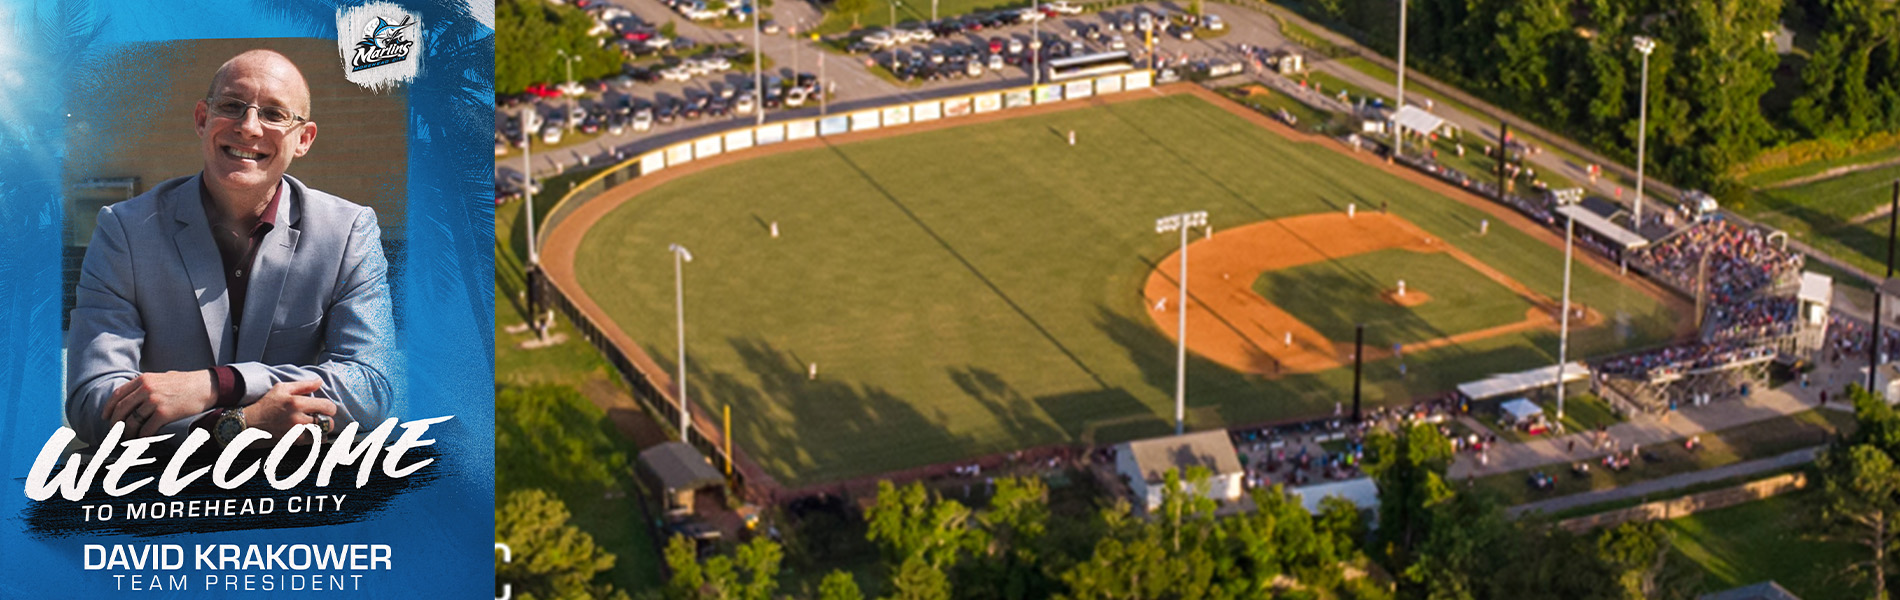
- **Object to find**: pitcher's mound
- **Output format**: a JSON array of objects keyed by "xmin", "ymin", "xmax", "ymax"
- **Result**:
[{"xmin": 1382, "ymin": 289, "xmax": 1432, "ymax": 307}]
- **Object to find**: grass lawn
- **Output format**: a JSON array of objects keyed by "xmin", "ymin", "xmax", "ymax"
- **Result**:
[
  {"xmin": 1300, "ymin": 68, "xmax": 1388, "ymax": 110},
  {"xmin": 497, "ymin": 196, "xmax": 665, "ymax": 594},
  {"xmin": 1223, "ymin": 84, "xmax": 1348, "ymax": 136},
  {"xmin": 1666, "ymin": 488, "xmax": 1865, "ymax": 600},
  {"xmin": 575, "ymin": 92, "xmax": 1684, "ymax": 486},
  {"xmin": 1254, "ymin": 249, "xmax": 1536, "ymax": 347},
  {"xmin": 1476, "ymin": 409, "xmax": 1854, "ymax": 507},
  {"xmin": 1740, "ymin": 143, "xmax": 1900, "ymax": 189},
  {"xmin": 1734, "ymin": 162, "xmax": 1900, "ymax": 277},
  {"xmin": 1544, "ymin": 464, "xmax": 1811, "ymax": 521},
  {"xmin": 1539, "ymin": 392, "xmax": 1622, "ymax": 435}
]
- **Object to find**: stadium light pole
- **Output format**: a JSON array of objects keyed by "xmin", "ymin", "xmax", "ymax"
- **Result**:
[
  {"xmin": 1633, "ymin": 35, "xmax": 1656, "ymax": 227},
  {"xmin": 1391, "ymin": 0, "xmax": 1407, "ymax": 159},
  {"xmin": 555, "ymin": 50, "xmax": 580, "ymax": 132},
  {"xmin": 1031, "ymin": 6, "xmax": 1041, "ymax": 85},
  {"xmin": 1156, "ymin": 211, "xmax": 1209, "ymax": 436},
  {"xmin": 753, "ymin": 0, "xmax": 764, "ymax": 127},
  {"xmin": 1554, "ymin": 188, "xmax": 1582, "ymax": 420},
  {"xmin": 522, "ymin": 112, "xmax": 544, "ymax": 341},
  {"xmin": 669, "ymin": 244, "xmax": 695, "ymax": 441}
]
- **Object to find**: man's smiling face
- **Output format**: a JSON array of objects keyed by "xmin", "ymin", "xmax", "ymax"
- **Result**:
[{"xmin": 194, "ymin": 51, "xmax": 317, "ymax": 203}]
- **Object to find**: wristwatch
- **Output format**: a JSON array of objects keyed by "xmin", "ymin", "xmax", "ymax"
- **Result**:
[{"xmin": 214, "ymin": 407, "xmax": 248, "ymax": 447}]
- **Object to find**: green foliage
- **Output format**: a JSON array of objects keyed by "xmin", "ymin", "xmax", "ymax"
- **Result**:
[
  {"xmin": 497, "ymin": 489, "xmax": 624, "ymax": 600},
  {"xmin": 887, "ymin": 556, "xmax": 952, "ymax": 600},
  {"xmin": 866, "ymin": 481, "xmax": 987, "ymax": 570},
  {"xmin": 666, "ymin": 536, "xmax": 785, "ymax": 600},
  {"xmin": 496, "ymin": 384, "xmax": 628, "ymax": 497},
  {"xmin": 819, "ymin": 571, "xmax": 866, "ymax": 600},
  {"xmin": 1365, "ymin": 423, "xmax": 1455, "ymax": 567},
  {"xmin": 1816, "ymin": 389, "xmax": 1900, "ymax": 599},
  {"xmin": 1789, "ymin": 0, "xmax": 1900, "ymax": 139},
  {"xmin": 496, "ymin": 0, "xmax": 623, "ymax": 95}
]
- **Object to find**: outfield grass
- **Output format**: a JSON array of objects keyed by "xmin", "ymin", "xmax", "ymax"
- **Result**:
[
  {"xmin": 574, "ymin": 93, "xmax": 1683, "ymax": 485},
  {"xmin": 1254, "ymin": 249, "xmax": 1535, "ymax": 347},
  {"xmin": 1665, "ymin": 489, "xmax": 1864, "ymax": 600}
]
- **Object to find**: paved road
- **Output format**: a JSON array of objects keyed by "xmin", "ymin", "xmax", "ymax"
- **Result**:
[{"xmin": 1506, "ymin": 445, "xmax": 1820, "ymax": 518}]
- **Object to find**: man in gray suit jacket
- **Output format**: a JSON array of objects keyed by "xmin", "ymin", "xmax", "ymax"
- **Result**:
[{"xmin": 66, "ymin": 49, "xmax": 394, "ymax": 447}]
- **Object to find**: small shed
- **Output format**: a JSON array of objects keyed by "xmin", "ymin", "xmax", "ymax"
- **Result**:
[
  {"xmin": 1115, "ymin": 430, "xmax": 1245, "ymax": 512},
  {"xmin": 1499, "ymin": 398, "xmax": 1545, "ymax": 427},
  {"xmin": 638, "ymin": 442, "xmax": 725, "ymax": 516},
  {"xmin": 1287, "ymin": 477, "xmax": 1379, "ymax": 517},
  {"xmin": 1861, "ymin": 363, "xmax": 1900, "ymax": 406}
]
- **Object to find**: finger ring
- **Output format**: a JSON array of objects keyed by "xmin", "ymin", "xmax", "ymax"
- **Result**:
[{"xmin": 313, "ymin": 414, "xmax": 333, "ymax": 434}]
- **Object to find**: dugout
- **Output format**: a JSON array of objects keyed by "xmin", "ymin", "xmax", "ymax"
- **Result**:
[
  {"xmin": 639, "ymin": 442, "xmax": 726, "ymax": 517},
  {"xmin": 1555, "ymin": 204, "xmax": 1651, "ymax": 256}
]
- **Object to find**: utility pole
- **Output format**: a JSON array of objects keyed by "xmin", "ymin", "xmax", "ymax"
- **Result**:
[{"xmin": 1633, "ymin": 36, "xmax": 1656, "ymax": 227}]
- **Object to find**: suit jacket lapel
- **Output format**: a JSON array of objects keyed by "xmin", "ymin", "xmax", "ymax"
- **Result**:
[
  {"xmin": 170, "ymin": 175, "xmax": 231, "ymax": 363},
  {"xmin": 236, "ymin": 179, "xmax": 300, "ymax": 361}
]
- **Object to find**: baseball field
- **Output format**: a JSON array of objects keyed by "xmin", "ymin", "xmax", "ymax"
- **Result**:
[{"xmin": 563, "ymin": 88, "xmax": 1689, "ymax": 486}]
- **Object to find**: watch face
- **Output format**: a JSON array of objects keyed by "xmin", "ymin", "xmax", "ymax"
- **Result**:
[{"xmin": 216, "ymin": 412, "xmax": 245, "ymax": 443}]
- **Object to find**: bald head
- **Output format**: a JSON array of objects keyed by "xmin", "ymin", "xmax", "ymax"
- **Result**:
[{"xmin": 206, "ymin": 49, "xmax": 312, "ymax": 118}]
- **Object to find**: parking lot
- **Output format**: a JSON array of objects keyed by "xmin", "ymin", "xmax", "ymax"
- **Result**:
[{"xmin": 497, "ymin": 0, "xmax": 1290, "ymax": 190}]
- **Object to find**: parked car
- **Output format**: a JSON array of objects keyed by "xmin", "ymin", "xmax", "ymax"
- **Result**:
[
  {"xmin": 540, "ymin": 125, "xmax": 563, "ymax": 144},
  {"xmin": 1041, "ymin": 1, "xmax": 1082, "ymax": 15},
  {"xmin": 660, "ymin": 64, "xmax": 692, "ymax": 81},
  {"xmin": 988, "ymin": 52, "xmax": 1004, "ymax": 70},
  {"xmin": 785, "ymin": 87, "xmax": 808, "ymax": 107},
  {"xmin": 1203, "ymin": 14, "xmax": 1224, "ymax": 30},
  {"xmin": 632, "ymin": 107, "xmax": 654, "ymax": 131}
]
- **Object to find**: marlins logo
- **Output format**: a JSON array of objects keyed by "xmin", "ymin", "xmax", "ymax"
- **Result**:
[{"xmin": 351, "ymin": 16, "xmax": 415, "ymax": 72}]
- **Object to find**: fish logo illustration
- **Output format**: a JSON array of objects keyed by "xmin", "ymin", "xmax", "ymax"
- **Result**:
[
  {"xmin": 351, "ymin": 15, "xmax": 415, "ymax": 72},
  {"xmin": 337, "ymin": 3, "xmax": 422, "ymax": 90}
]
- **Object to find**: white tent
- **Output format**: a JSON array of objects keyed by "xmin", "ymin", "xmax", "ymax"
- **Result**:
[
  {"xmin": 1456, "ymin": 362, "xmax": 1591, "ymax": 401},
  {"xmin": 1500, "ymin": 398, "xmax": 1544, "ymax": 425},
  {"xmin": 1392, "ymin": 105, "xmax": 1445, "ymax": 137}
]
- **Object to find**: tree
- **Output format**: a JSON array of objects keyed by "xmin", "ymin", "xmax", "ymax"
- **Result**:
[
  {"xmin": 865, "ymin": 481, "xmax": 986, "ymax": 570},
  {"xmin": 886, "ymin": 556, "xmax": 953, "ymax": 600},
  {"xmin": 495, "ymin": 0, "xmax": 623, "ymax": 95},
  {"xmin": 1819, "ymin": 443, "xmax": 1900, "ymax": 599},
  {"xmin": 496, "ymin": 489, "xmax": 622, "ymax": 600},
  {"xmin": 819, "ymin": 571, "xmax": 866, "ymax": 600},
  {"xmin": 1401, "ymin": 490, "xmax": 1515, "ymax": 600},
  {"xmin": 1596, "ymin": 521, "xmax": 1700, "ymax": 600},
  {"xmin": 976, "ymin": 476, "xmax": 1054, "ymax": 599},
  {"xmin": 1364, "ymin": 423, "xmax": 1455, "ymax": 567},
  {"xmin": 667, "ymin": 536, "xmax": 784, "ymax": 600}
]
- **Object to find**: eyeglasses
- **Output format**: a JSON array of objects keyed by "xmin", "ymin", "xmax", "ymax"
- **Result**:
[{"xmin": 205, "ymin": 96, "xmax": 308, "ymax": 129}]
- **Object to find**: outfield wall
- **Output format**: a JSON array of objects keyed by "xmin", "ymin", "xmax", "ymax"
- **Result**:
[{"xmin": 532, "ymin": 70, "xmax": 1157, "ymax": 499}]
